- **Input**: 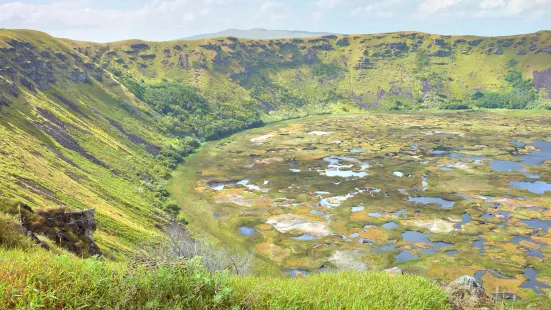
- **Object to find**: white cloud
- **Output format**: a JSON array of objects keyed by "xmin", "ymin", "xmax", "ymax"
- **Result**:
[
  {"xmin": 317, "ymin": 0, "xmax": 346, "ymax": 10},
  {"xmin": 352, "ymin": 0, "xmax": 405, "ymax": 18},
  {"xmin": 418, "ymin": 0, "xmax": 464, "ymax": 15},
  {"xmin": 480, "ymin": 0, "xmax": 504, "ymax": 9},
  {"xmin": 260, "ymin": 1, "xmax": 284, "ymax": 12}
]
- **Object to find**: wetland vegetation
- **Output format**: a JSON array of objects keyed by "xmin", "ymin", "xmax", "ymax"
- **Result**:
[{"xmin": 174, "ymin": 111, "xmax": 551, "ymax": 303}]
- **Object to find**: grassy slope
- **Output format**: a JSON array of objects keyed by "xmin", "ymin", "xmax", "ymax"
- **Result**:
[
  {"xmin": 66, "ymin": 31, "xmax": 551, "ymax": 117},
  {"xmin": 0, "ymin": 29, "xmax": 181, "ymax": 259},
  {"xmin": 0, "ymin": 247, "xmax": 450, "ymax": 310}
]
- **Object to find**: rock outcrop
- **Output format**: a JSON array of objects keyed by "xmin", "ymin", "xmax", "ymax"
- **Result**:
[
  {"xmin": 446, "ymin": 276, "xmax": 491, "ymax": 309},
  {"xmin": 18, "ymin": 203, "xmax": 102, "ymax": 257}
]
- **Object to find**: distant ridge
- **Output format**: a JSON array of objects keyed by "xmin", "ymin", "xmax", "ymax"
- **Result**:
[{"xmin": 181, "ymin": 28, "xmax": 337, "ymax": 40}]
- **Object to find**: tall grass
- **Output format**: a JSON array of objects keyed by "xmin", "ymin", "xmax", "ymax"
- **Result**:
[{"xmin": 0, "ymin": 248, "xmax": 450, "ymax": 310}]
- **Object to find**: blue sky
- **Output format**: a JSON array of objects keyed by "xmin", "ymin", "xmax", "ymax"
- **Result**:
[{"xmin": 0, "ymin": 0, "xmax": 549, "ymax": 42}]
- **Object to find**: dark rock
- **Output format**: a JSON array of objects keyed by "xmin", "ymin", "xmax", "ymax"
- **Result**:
[
  {"xmin": 312, "ymin": 42, "xmax": 333, "ymax": 50},
  {"xmin": 53, "ymin": 93, "xmax": 87, "ymax": 117},
  {"xmin": 8, "ymin": 40, "xmax": 33, "ymax": 49},
  {"xmin": 323, "ymin": 35, "xmax": 338, "ymax": 40},
  {"xmin": 130, "ymin": 43, "xmax": 150, "ymax": 49},
  {"xmin": 20, "ymin": 77, "xmax": 35, "ymax": 92},
  {"xmin": 177, "ymin": 54, "xmax": 191, "ymax": 70},
  {"xmin": 389, "ymin": 42, "xmax": 407, "ymax": 50},
  {"xmin": 0, "ymin": 77, "xmax": 18, "ymax": 97},
  {"xmin": 354, "ymin": 57, "xmax": 373, "ymax": 70},
  {"xmin": 70, "ymin": 70, "xmax": 87, "ymax": 82},
  {"xmin": 107, "ymin": 118, "xmax": 160, "ymax": 155},
  {"xmin": 433, "ymin": 38, "xmax": 446, "ymax": 46},
  {"xmin": 530, "ymin": 42, "xmax": 537, "ymax": 51},
  {"xmin": 139, "ymin": 54, "xmax": 157, "ymax": 60},
  {"xmin": 173, "ymin": 45, "xmax": 183, "ymax": 50},
  {"xmin": 517, "ymin": 48, "xmax": 527, "ymax": 55},
  {"xmin": 468, "ymin": 39, "xmax": 483, "ymax": 46},
  {"xmin": 55, "ymin": 52, "xmax": 67, "ymax": 61},
  {"xmin": 200, "ymin": 43, "xmax": 222, "ymax": 51},
  {"xmin": 486, "ymin": 47, "xmax": 503, "ymax": 55},
  {"xmin": 429, "ymin": 50, "xmax": 451, "ymax": 57},
  {"xmin": 20, "ymin": 61, "xmax": 34, "ymax": 70},
  {"xmin": 303, "ymin": 49, "xmax": 317, "ymax": 62},
  {"xmin": 292, "ymin": 38, "xmax": 304, "ymax": 43},
  {"xmin": 446, "ymin": 276, "xmax": 489, "ymax": 309},
  {"xmin": 533, "ymin": 68, "xmax": 551, "ymax": 99},
  {"xmin": 0, "ymin": 96, "xmax": 10, "ymax": 110},
  {"xmin": 227, "ymin": 36, "xmax": 239, "ymax": 42},
  {"xmin": 536, "ymin": 45, "xmax": 551, "ymax": 55},
  {"xmin": 69, "ymin": 53, "xmax": 82, "ymax": 63},
  {"xmin": 40, "ymin": 50, "xmax": 51, "ymax": 58},
  {"xmin": 336, "ymin": 37, "xmax": 350, "ymax": 47},
  {"xmin": 0, "ymin": 67, "xmax": 17, "ymax": 81},
  {"xmin": 454, "ymin": 39, "xmax": 467, "ymax": 45},
  {"xmin": 35, "ymin": 107, "xmax": 106, "ymax": 167}
]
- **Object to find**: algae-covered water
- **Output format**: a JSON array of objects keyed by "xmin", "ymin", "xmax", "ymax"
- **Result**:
[{"xmin": 178, "ymin": 111, "xmax": 551, "ymax": 298}]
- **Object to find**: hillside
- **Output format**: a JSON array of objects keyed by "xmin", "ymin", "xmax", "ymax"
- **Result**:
[
  {"xmin": 2, "ymin": 29, "xmax": 551, "ymax": 257},
  {"xmin": 2, "ymin": 28, "xmax": 551, "ymax": 309},
  {"xmin": 182, "ymin": 28, "xmax": 336, "ymax": 40}
]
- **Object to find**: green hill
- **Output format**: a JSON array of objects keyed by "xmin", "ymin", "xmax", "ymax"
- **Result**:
[{"xmin": 1, "ymin": 28, "xmax": 551, "ymax": 308}]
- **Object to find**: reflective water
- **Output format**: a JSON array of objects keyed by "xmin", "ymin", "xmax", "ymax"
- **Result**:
[
  {"xmin": 310, "ymin": 209, "xmax": 325, "ymax": 216},
  {"xmin": 294, "ymin": 234, "xmax": 318, "ymax": 241},
  {"xmin": 396, "ymin": 250, "xmax": 419, "ymax": 262},
  {"xmin": 402, "ymin": 231, "xmax": 431, "ymax": 244},
  {"xmin": 520, "ymin": 219, "xmax": 551, "ymax": 232},
  {"xmin": 393, "ymin": 171, "xmax": 405, "ymax": 177},
  {"xmin": 408, "ymin": 196, "xmax": 455, "ymax": 209},
  {"xmin": 382, "ymin": 222, "xmax": 399, "ymax": 230},
  {"xmin": 455, "ymin": 213, "xmax": 472, "ymax": 229},
  {"xmin": 445, "ymin": 250, "xmax": 459, "ymax": 256},
  {"xmin": 238, "ymin": 226, "xmax": 256, "ymax": 236},
  {"xmin": 520, "ymin": 268, "xmax": 550, "ymax": 295},
  {"xmin": 491, "ymin": 141, "xmax": 551, "ymax": 172},
  {"xmin": 472, "ymin": 237, "xmax": 486, "ymax": 254},
  {"xmin": 508, "ymin": 181, "xmax": 551, "ymax": 194},
  {"xmin": 351, "ymin": 205, "xmax": 365, "ymax": 213},
  {"xmin": 286, "ymin": 269, "xmax": 310, "ymax": 278}
]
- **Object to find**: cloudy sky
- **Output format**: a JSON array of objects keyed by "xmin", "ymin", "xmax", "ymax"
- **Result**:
[{"xmin": 0, "ymin": 0, "xmax": 550, "ymax": 42}]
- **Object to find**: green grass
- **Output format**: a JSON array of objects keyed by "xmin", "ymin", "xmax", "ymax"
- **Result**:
[{"xmin": 0, "ymin": 247, "xmax": 450, "ymax": 310}]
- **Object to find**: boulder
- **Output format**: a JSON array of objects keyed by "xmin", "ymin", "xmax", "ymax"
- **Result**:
[
  {"xmin": 517, "ymin": 48, "xmax": 527, "ymax": 55},
  {"xmin": 384, "ymin": 267, "xmax": 403, "ymax": 274},
  {"xmin": 446, "ymin": 276, "xmax": 489, "ymax": 309}
]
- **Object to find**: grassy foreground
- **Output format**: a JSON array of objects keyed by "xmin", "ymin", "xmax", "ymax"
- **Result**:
[{"xmin": 0, "ymin": 247, "xmax": 450, "ymax": 310}]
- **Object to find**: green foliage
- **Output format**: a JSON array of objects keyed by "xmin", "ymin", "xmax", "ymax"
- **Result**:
[
  {"xmin": 0, "ymin": 248, "xmax": 450, "ymax": 309},
  {"xmin": 312, "ymin": 62, "xmax": 340, "ymax": 79},
  {"xmin": 473, "ymin": 69, "xmax": 537, "ymax": 109},
  {"xmin": 507, "ymin": 58, "xmax": 518, "ymax": 68},
  {"xmin": 415, "ymin": 48, "xmax": 430, "ymax": 71}
]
